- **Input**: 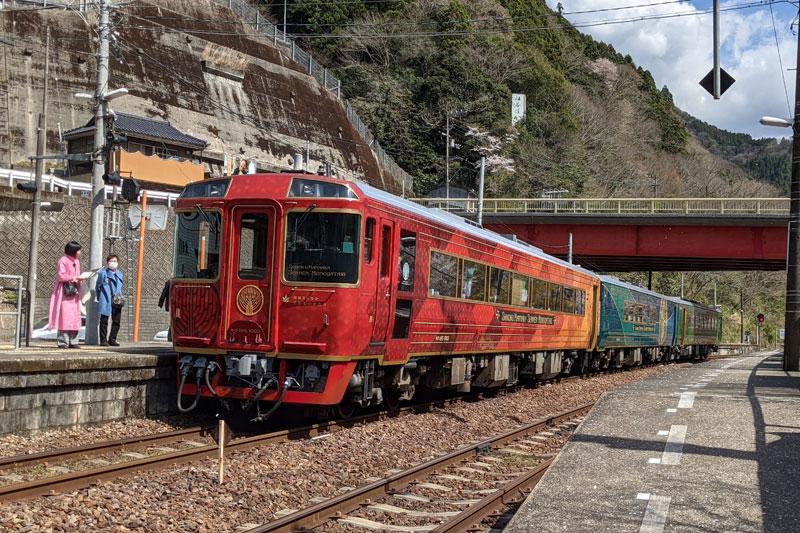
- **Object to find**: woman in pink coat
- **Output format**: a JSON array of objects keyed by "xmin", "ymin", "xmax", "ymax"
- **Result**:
[{"xmin": 48, "ymin": 241, "xmax": 85, "ymax": 348}]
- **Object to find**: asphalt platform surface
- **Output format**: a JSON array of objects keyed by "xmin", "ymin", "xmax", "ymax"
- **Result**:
[{"xmin": 505, "ymin": 351, "xmax": 800, "ymax": 532}]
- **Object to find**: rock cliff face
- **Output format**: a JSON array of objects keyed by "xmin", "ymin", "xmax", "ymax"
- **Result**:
[{"xmin": 1, "ymin": 0, "xmax": 403, "ymax": 193}]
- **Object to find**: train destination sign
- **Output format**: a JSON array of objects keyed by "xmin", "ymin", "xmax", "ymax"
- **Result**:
[{"xmin": 494, "ymin": 309, "xmax": 556, "ymax": 325}]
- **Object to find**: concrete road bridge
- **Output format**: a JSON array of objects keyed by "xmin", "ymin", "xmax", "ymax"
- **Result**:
[{"xmin": 410, "ymin": 198, "xmax": 789, "ymax": 272}]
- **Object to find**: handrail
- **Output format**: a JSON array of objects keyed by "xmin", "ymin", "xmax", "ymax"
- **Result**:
[
  {"xmin": 0, "ymin": 167, "xmax": 181, "ymax": 206},
  {"xmin": 409, "ymin": 197, "xmax": 791, "ymax": 216}
]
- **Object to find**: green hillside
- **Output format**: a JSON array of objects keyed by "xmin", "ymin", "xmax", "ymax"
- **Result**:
[
  {"xmin": 262, "ymin": 0, "xmax": 773, "ymax": 199},
  {"xmin": 682, "ymin": 112, "xmax": 792, "ymax": 195}
]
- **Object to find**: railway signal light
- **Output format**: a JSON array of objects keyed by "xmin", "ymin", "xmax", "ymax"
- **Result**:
[{"xmin": 757, "ymin": 313, "xmax": 765, "ymax": 323}]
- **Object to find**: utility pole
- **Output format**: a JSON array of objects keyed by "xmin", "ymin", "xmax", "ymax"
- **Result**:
[
  {"xmin": 740, "ymin": 286, "xmax": 744, "ymax": 344},
  {"xmin": 86, "ymin": 0, "xmax": 111, "ymax": 346},
  {"xmin": 283, "ymin": 0, "xmax": 287, "ymax": 42},
  {"xmin": 713, "ymin": 0, "xmax": 721, "ymax": 99},
  {"xmin": 26, "ymin": 26, "xmax": 49, "ymax": 337},
  {"xmin": 476, "ymin": 157, "xmax": 485, "ymax": 227},
  {"xmin": 785, "ymin": 5, "xmax": 800, "ymax": 371},
  {"xmin": 3, "ymin": 23, "xmax": 11, "ymax": 168},
  {"xmin": 568, "ymin": 233, "xmax": 573, "ymax": 264},
  {"xmin": 445, "ymin": 112, "xmax": 450, "ymax": 204}
]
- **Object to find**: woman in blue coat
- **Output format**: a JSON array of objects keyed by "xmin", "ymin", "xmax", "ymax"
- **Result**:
[{"xmin": 95, "ymin": 254, "xmax": 124, "ymax": 346}]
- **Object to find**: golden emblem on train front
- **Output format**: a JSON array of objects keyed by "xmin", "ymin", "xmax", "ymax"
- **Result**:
[{"xmin": 236, "ymin": 286, "xmax": 264, "ymax": 316}]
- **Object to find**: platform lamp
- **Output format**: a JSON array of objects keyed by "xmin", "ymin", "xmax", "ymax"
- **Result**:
[{"xmin": 760, "ymin": 111, "xmax": 800, "ymax": 370}]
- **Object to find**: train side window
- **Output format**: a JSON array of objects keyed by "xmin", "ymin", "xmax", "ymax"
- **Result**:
[
  {"xmin": 429, "ymin": 251, "xmax": 458, "ymax": 297},
  {"xmin": 380, "ymin": 225, "xmax": 391, "ymax": 279},
  {"xmin": 461, "ymin": 260, "xmax": 486, "ymax": 301},
  {"xmin": 511, "ymin": 275, "xmax": 529, "ymax": 307},
  {"xmin": 238, "ymin": 213, "xmax": 269, "ymax": 280},
  {"xmin": 576, "ymin": 289, "xmax": 585, "ymax": 315},
  {"xmin": 548, "ymin": 284, "xmax": 562, "ymax": 312},
  {"xmin": 531, "ymin": 278, "xmax": 548, "ymax": 310},
  {"xmin": 397, "ymin": 230, "xmax": 416, "ymax": 292},
  {"xmin": 562, "ymin": 287, "xmax": 575, "ymax": 314},
  {"xmin": 364, "ymin": 218, "xmax": 375, "ymax": 264},
  {"xmin": 392, "ymin": 299, "xmax": 413, "ymax": 339},
  {"xmin": 489, "ymin": 268, "xmax": 511, "ymax": 304}
]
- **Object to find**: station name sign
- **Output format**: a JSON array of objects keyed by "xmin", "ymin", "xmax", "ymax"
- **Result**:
[{"xmin": 495, "ymin": 309, "xmax": 556, "ymax": 325}]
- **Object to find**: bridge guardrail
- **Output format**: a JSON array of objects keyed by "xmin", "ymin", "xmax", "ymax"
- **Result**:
[{"xmin": 409, "ymin": 198, "xmax": 790, "ymax": 216}]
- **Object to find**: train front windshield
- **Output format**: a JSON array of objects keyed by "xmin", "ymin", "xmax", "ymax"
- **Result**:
[
  {"xmin": 173, "ymin": 210, "xmax": 222, "ymax": 279},
  {"xmin": 284, "ymin": 212, "xmax": 361, "ymax": 284}
]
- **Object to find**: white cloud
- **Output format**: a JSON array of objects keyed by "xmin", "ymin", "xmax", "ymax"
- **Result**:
[{"xmin": 546, "ymin": 0, "xmax": 796, "ymax": 137}]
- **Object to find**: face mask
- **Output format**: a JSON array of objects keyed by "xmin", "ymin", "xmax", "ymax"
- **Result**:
[{"xmin": 108, "ymin": 262, "xmax": 118, "ymax": 270}]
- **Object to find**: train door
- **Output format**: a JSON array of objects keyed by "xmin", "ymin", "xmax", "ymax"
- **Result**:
[
  {"xmin": 371, "ymin": 220, "xmax": 395, "ymax": 344},
  {"xmin": 383, "ymin": 229, "xmax": 417, "ymax": 362},
  {"xmin": 225, "ymin": 206, "xmax": 275, "ymax": 347}
]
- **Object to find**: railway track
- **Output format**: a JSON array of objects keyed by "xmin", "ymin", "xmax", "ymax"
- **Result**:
[
  {"xmin": 0, "ymin": 390, "xmax": 524, "ymax": 502},
  {"xmin": 242, "ymin": 403, "xmax": 593, "ymax": 533},
  {"xmin": 0, "ymin": 358, "xmax": 705, "ymax": 503}
]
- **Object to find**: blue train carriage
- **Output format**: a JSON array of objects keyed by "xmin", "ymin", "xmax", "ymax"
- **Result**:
[
  {"xmin": 672, "ymin": 298, "xmax": 722, "ymax": 358},
  {"xmin": 596, "ymin": 276, "xmax": 679, "ymax": 367}
]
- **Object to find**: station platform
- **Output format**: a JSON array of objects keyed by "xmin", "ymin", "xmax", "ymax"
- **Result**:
[
  {"xmin": 506, "ymin": 351, "xmax": 800, "ymax": 532},
  {"xmin": 0, "ymin": 342, "xmax": 177, "ymax": 435}
]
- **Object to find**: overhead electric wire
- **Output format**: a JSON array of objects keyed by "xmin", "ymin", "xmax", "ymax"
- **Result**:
[
  {"xmin": 769, "ymin": 0, "xmax": 793, "ymax": 118},
  {"xmin": 113, "ymin": 0, "xmax": 789, "ymax": 40},
  {"xmin": 124, "ymin": 0, "xmax": 693, "ymax": 30}
]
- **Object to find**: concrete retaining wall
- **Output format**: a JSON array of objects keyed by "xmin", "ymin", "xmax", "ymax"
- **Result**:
[{"xmin": 0, "ymin": 348, "xmax": 176, "ymax": 435}]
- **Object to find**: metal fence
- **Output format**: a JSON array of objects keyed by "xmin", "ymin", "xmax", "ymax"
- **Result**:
[
  {"xmin": 0, "ymin": 167, "xmax": 181, "ymax": 205},
  {"xmin": 410, "ymin": 198, "xmax": 791, "ymax": 216},
  {"xmin": 0, "ymin": 0, "xmax": 90, "ymax": 8},
  {"xmin": 0, "ymin": 274, "xmax": 24, "ymax": 350},
  {"xmin": 212, "ymin": 0, "xmax": 415, "ymax": 194}
]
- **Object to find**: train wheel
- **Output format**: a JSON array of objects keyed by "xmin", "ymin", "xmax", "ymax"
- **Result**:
[
  {"xmin": 384, "ymin": 389, "xmax": 402, "ymax": 411},
  {"xmin": 336, "ymin": 399, "xmax": 357, "ymax": 420}
]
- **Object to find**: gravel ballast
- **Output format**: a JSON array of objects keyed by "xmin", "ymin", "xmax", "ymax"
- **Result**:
[{"xmin": 0, "ymin": 364, "xmax": 682, "ymax": 532}]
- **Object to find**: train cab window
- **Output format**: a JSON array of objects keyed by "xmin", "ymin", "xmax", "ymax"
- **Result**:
[
  {"xmin": 531, "ymin": 278, "xmax": 548, "ymax": 310},
  {"xmin": 489, "ymin": 268, "xmax": 511, "ymax": 305},
  {"xmin": 548, "ymin": 284, "xmax": 562, "ymax": 312},
  {"xmin": 461, "ymin": 261, "xmax": 486, "ymax": 301},
  {"xmin": 511, "ymin": 275, "xmax": 529, "ymax": 307},
  {"xmin": 397, "ymin": 230, "xmax": 416, "ymax": 292},
  {"xmin": 238, "ymin": 213, "xmax": 269, "ymax": 280},
  {"xmin": 174, "ymin": 211, "xmax": 222, "ymax": 279},
  {"xmin": 562, "ymin": 287, "xmax": 575, "ymax": 314},
  {"xmin": 429, "ymin": 251, "xmax": 458, "ymax": 297},
  {"xmin": 288, "ymin": 178, "xmax": 358, "ymax": 199},
  {"xmin": 380, "ymin": 225, "xmax": 391, "ymax": 279},
  {"xmin": 284, "ymin": 211, "xmax": 361, "ymax": 284},
  {"xmin": 364, "ymin": 218, "xmax": 375, "ymax": 264},
  {"xmin": 577, "ymin": 289, "xmax": 586, "ymax": 315}
]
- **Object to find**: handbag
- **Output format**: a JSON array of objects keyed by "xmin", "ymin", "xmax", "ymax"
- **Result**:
[
  {"xmin": 62, "ymin": 281, "xmax": 78, "ymax": 296},
  {"xmin": 108, "ymin": 277, "xmax": 126, "ymax": 309}
]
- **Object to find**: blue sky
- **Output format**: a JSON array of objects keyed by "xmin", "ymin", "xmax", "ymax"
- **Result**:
[{"xmin": 545, "ymin": 1, "xmax": 799, "ymax": 138}]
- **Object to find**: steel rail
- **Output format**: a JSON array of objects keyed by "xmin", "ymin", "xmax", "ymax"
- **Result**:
[
  {"xmin": 0, "ymin": 393, "xmax": 504, "ymax": 502},
  {"xmin": 0, "ymin": 426, "xmax": 212, "ymax": 471},
  {"xmin": 431, "ymin": 459, "xmax": 552, "ymax": 533},
  {"xmin": 245, "ymin": 402, "xmax": 594, "ymax": 533},
  {"xmin": 0, "ymin": 362, "xmax": 681, "ymax": 502}
]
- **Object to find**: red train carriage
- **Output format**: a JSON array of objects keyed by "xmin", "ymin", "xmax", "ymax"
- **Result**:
[{"xmin": 172, "ymin": 174, "xmax": 601, "ymax": 416}]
